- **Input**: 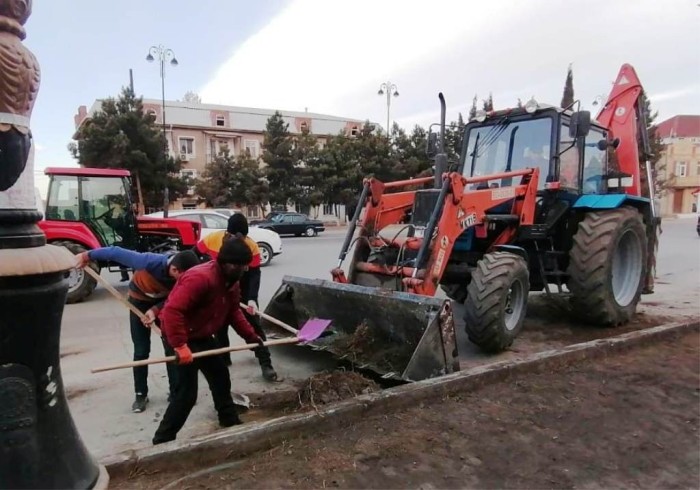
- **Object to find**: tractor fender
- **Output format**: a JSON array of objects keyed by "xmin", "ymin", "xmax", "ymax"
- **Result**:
[
  {"xmin": 38, "ymin": 221, "xmax": 102, "ymax": 250},
  {"xmin": 492, "ymin": 244, "xmax": 528, "ymax": 262},
  {"xmin": 572, "ymin": 193, "xmax": 650, "ymax": 211}
]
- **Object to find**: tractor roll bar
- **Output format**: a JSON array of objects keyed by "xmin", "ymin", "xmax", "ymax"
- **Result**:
[
  {"xmin": 464, "ymin": 168, "xmax": 534, "ymax": 185},
  {"xmin": 384, "ymin": 176, "xmax": 434, "ymax": 189}
]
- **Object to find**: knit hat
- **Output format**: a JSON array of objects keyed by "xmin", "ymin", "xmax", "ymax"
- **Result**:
[
  {"xmin": 227, "ymin": 213, "xmax": 249, "ymax": 236},
  {"xmin": 217, "ymin": 237, "xmax": 253, "ymax": 265}
]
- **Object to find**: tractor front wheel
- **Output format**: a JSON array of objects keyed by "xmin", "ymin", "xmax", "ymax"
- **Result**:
[
  {"xmin": 463, "ymin": 252, "xmax": 529, "ymax": 353},
  {"xmin": 567, "ymin": 206, "xmax": 647, "ymax": 325},
  {"xmin": 54, "ymin": 241, "xmax": 98, "ymax": 304}
]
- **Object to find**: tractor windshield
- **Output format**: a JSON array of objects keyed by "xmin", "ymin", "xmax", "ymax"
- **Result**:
[
  {"xmin": 463, "ymin": 116, "xmax": 553, "ymax": 189},
  {"xmin": 80, "ymin": 176, "xmax": 135, "ymax": 246}
]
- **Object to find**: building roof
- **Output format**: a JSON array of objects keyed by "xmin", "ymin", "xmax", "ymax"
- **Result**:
[
  {"xmin": 78, "ymin": 99, "xmax": 369, "ymax": 136},
  {"xmin": 654, "ymin": 115, "xmax": 700, "ymax": 138}
]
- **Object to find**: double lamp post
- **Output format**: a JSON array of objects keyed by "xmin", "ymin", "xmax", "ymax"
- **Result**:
[{"xmin": 146, "ymin": 44, "xmax": 178, "ymax": 217}]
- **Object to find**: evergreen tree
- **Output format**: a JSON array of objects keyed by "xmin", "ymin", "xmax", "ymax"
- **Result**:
[
  {"xmin": 468, "ymin": 95, "xmax": 478, "ymax": 120},
  {"xmin": 182, "ymin": 91, "xmax": 202, "ymax": 103},
  {"xmin": 640, "ymin": 93, "xmax": 668, "ymax": 197},
  {"xmin": 560, "ymin": 63, "xmax": 575, "ymax": 108},
  {"xmin": 68, "ymin": 87, "xmax": 186, "ymax": 209},
  {"xmin": 196, "ymin": 149, "xmax": 269, "ymax": 212},
  {"xmin": 292, "ymin": 126, "xmax": 324, "ymax": 213},
  {"xmin": 482, "ymin": 93, "xmax": 494, "ymax": 112},
  {"xmin": 262, "ymin": 112, "xmax": 295, "ymax": 207}
]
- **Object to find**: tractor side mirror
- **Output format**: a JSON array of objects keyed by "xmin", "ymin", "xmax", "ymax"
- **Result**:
[
  {"xmin": 426, "ymin": 130, "xmax": 438, "ymax": 158},
  {"xmin": 569, "ymin": 111, "xmax": 591, "ymax": 138},
  {"xmin": 596, "ymin": 137, "xmax": 621, "ymax": 151}
]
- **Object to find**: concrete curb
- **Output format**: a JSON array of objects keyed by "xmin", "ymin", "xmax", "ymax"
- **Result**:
[{"xmin": 102, "ymin": 320, "xmax": 699, "ymax": 479}]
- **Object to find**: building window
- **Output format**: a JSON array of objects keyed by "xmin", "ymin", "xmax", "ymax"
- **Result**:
[
  {"xmin": 246, "ymin": 206, "xmax": 260, "ymax": 218},
  {"xmin": 179, "ymin": 137, "xmax": 195, "ymax": 159},
  {"xmin": 300, "ymin": 121, "xmax": 309, "ymax": 132},
  {"xmin": 179, "ymin": 169, "xmax": 198, "ymax": 179},
  {"xmin": 323, "ymin": 203, "xmax": 334, "ymax": 215},
  {"xmin": 244, "ymin": 140, "xmax": 258, "ymax": 158},
  {"xmin": 146, "ymin": 109, "xmax": 158, "ymax": 121},
  {"xmin": 179, "ymin": 169, "xmax": 197, "ymax": 196},
  {"xmin": 696, "ymin": 161, "xmax": 700, "ymax": 176},
  {"xmin": 350, "ymin": 125, "xmax": 359, "ymax": 137},
  {"xmin": 216, "ymin": 115, "xmax": 226, "ymax": 127},
  {"xmin": 675, "ymin": 161, "xmax": 687, "ymax": 177}
]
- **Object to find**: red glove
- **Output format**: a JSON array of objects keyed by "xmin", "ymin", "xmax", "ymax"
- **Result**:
[{"xmin": 174, "ymin": 344, "xmax": 193, "ymax": 365}]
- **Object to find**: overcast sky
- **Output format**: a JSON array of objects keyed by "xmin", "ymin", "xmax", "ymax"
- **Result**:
[{"xmin": 23, "ymin": 0, "xmax": 700, "ymax": 194}]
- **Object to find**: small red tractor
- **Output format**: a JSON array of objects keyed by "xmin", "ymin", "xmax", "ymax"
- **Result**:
[
  {"xmin": 263, "ymin": 63, "xmax": 661, "ymax": 382},
  {"xmin": 38, "ymin": 167, "xmax": 200, "ymax": 303}
]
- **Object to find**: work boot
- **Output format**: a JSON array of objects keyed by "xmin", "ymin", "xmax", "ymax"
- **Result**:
[
  {"xmin": 132, "ymin": 393, "xmax": 148, "ymax": 413},
  {"xmin": 152, "ymin": 433, "xmax": 175, "ymax": 445},
  {"xmin": 219, "ymin": 411, "xmax": 243, "ymax": 428},
  {"xmin": 260, "ymin": 362, "xmax": 278, "ymax": 382}
]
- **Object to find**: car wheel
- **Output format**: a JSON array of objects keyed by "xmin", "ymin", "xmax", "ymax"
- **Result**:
[
  {"xmin": 258, "ymin": 242, "xmax": 273, "ymax": 267},
  {"xmin": 305, "ymin": 227, "xmax": 317, "ymax": 237}
]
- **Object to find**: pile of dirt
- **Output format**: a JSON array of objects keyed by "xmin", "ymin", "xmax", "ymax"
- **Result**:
[
  {"xmin": 297, "ymin": 371, "xmax": 380, "ymax": 407},
  {"xmin": 329, "ymin": 322, "xmax": 413, "ymax": 374}
]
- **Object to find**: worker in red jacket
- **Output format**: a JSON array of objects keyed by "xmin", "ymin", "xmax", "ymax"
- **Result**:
[{"xmin": 152, "ymin": 237, "xmax": 264, "ymax": 445}]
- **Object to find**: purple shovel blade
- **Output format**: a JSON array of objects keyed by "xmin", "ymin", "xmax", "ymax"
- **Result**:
[{"xmin": 297, "ymin": 318, "xmax": 332, "ymax": 342}]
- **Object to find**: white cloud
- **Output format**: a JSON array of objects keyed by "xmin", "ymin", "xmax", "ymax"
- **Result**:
[
  {"xmin": 200, "ymin": 0, "xmax": 536, "ymax": 128},
  {"xmin": 202, "ymin": 0, "xmax": 700, "ymax": 131},
  {"xmin": 649, "ymin": 86, "xmax": 700, "ymax": 104}
]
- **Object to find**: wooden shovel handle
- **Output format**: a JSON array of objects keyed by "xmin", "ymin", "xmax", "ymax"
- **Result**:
[
  {"xmin": 83, "ymin": 265, "xmax": 163, "ymax": 337},
  {"xmin": 240, "ymin": 302, "xmax": 299, "ymax": 335},
  {"xmin": 91, "ymin": 337, "xmax": 301, "ymax": 373}
]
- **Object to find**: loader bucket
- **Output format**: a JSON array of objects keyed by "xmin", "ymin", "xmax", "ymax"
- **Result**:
[{"xmin": 262, "ymin": 276, "xmax": 460, "ymax": 382}]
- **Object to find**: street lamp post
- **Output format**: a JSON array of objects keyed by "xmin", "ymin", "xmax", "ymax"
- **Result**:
[
  {"xmin": 146, "ymin": 45, "xmax": 178, "ymax": 218},
  {"xmin": 377, "ymin": 81, "xmax": 399, "ymax": 137}
]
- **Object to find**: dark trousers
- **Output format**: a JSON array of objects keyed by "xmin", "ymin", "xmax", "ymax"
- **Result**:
[
  {"xmin": 153, "ymin": 337, "xmax": 239, "ymax": 443},
  {"xmin": 215, "ymin": 309, "xmax": 271, "ymax": 365},
  {"xmin": 129, "ymin": 297, "xmax": 178, "ymax": 397}
]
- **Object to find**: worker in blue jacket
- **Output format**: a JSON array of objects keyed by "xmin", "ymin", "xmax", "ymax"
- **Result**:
[{"xmin": 76, "ymin": 247, "xmax": 200, "ymax": 413}]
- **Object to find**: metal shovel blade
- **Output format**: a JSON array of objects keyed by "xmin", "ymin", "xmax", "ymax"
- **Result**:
[{"xmin": 262, "ymin": 276, "xmax": 459, "ymax": 382}]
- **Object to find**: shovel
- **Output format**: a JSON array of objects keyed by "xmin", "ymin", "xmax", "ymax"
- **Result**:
[
  {"xmin": 91, "ymin": 316, "xmax": 332, "ymax": 374},
  {"xmin": 82, "ymin": 265, "xmax": 163, "ymax": 336}
]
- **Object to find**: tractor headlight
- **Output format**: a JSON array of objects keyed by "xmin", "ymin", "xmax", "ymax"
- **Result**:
[
  {"xmin": 474, "ymin": 110, "xmax": 487, "ymax": 122},
  {"xmin": 525, "ymin": 97, "xmax": 538, "ymax": 114}
]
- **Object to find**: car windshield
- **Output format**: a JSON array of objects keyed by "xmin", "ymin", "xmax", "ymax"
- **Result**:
[{"xmin": 463, "ymin": 116, "xmax": 553, "ymax": 189}]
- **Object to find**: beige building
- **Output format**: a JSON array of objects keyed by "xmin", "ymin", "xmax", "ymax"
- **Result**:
[
  {"xmin": 74, "ymin": 99, "xmax": 367, "ymax": 220},
  {"xmin": 654, "ymin": 115, "xmax": 700, "ymax": 216}
]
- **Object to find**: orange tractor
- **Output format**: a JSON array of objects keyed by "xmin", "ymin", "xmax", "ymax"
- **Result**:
[{"xmin": 263, "ymin": 64, "xmax": 660, "ymax": 382}]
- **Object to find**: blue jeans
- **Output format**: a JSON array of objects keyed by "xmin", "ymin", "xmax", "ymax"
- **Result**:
[{"xmin": 129, "ymin": 297, "xmax": 178, "ymax": 397}]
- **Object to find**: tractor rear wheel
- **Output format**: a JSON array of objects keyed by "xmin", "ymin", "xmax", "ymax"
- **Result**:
[
  {"xmin": 463, "ymin": 252, "xmax": 529, "ymax": 353},
  {"xmin": 567, "ymin": 206, "xmax": 647, "ymax": 325},
  {"xmin": 54, "ymin": 241, "xmax": 98, "ymax": 304}
]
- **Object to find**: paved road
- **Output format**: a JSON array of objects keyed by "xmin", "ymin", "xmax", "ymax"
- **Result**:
[{"xmin": 59, "ymin": 218, "xmax": 699, "ymax": 458}]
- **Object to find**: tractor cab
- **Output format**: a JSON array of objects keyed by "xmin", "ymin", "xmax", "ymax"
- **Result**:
[
  {"xmin": 459, "ymin": 102, "xmax": 611, "ymax": 198},
  {"xmin": 44, "ymin": 168, "xmax": 139, "ymax": 249},
  {"xmin": 38, "ymin": 167, "xmax": 200, "ymax": 303}
]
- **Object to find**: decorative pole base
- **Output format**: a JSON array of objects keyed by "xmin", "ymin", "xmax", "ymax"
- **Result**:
[{"xmin": 0, "ymin": 215, "xmax": 108, "ymax": 489}]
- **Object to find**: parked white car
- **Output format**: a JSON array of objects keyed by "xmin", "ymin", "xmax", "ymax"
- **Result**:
[{"xmin": 145, "ymin": 210, "xmax": 282, "ymax": 266}]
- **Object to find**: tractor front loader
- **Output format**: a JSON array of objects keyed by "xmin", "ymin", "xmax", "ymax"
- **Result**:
[{"xmin": 263, "ymin": 64, "xmax": 659, "ymax": 383}]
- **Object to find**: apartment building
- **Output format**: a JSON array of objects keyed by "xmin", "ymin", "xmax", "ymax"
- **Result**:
[
  {"xmin": 654, "ymin": 115, "xmax": 700, "ymax": 215},
  {"xmin": 74, "ymin": 99, "xmax": 366, "ymax": 219}
]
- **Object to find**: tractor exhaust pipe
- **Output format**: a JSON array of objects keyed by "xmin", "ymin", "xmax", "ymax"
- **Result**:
[{"xmin": 434, "ymin": 93, "xmax": 448, "ymax": 189}]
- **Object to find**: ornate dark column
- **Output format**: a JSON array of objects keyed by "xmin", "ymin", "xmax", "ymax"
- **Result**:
[{"xmin": 0, "ymin": 1, "xmax": 108, "ymax": 488}]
